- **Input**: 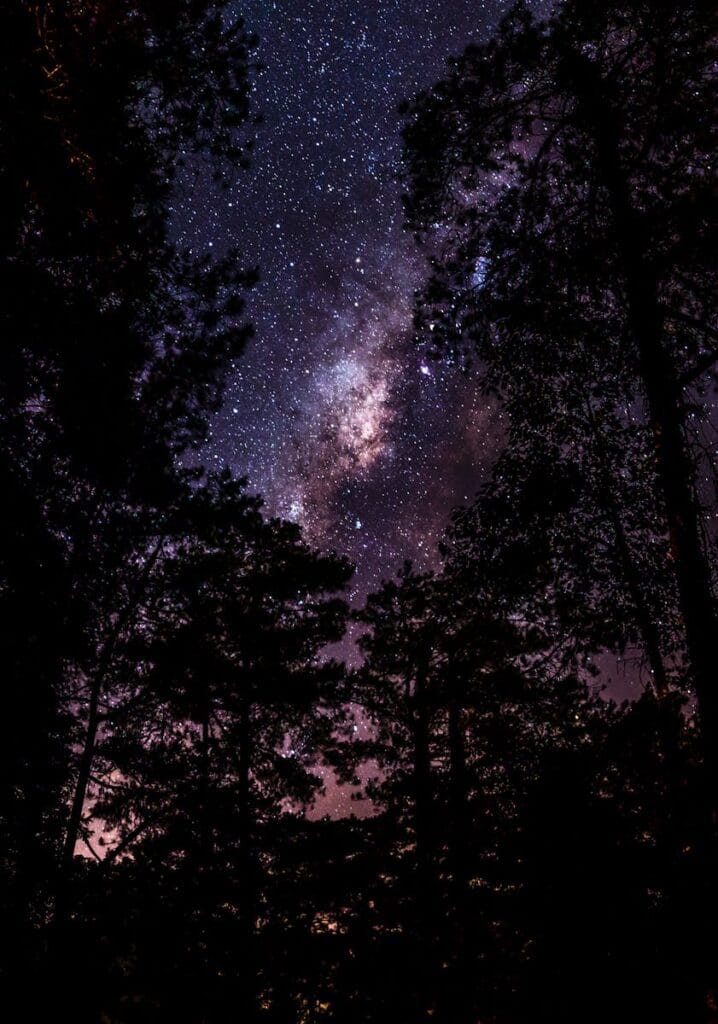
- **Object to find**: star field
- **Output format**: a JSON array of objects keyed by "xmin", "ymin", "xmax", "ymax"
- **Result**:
[{"xmin": 176, "ymin": 1, "xmax": 525, "ymax": 602}]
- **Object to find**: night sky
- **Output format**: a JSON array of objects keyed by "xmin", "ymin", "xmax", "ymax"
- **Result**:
[{"xmin": 173, "ymin": 1, "xmax": 535, "ymax": 604}]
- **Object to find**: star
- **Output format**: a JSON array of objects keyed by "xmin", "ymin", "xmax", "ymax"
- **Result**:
[{"xmin": 176, "ymin": 0, "xmax": 535, "ymax": 610}]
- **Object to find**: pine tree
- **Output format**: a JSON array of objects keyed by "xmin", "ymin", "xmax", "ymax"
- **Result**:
[
  {"xmin": 0, "ymin": 0, "xmax": 256, "ymax": 992},
  {"xmin": 86, "ymin": 473, "xmax": 351, "ymax": 1022},
  {"xmin": 402, "ymin": 0, "xmax": 718, "ymax": 776}
]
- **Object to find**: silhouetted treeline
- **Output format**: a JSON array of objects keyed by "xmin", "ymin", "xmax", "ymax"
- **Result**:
[{"xmin": 1, "ymin": 2, "xmax": 717, "ymax": 1022}]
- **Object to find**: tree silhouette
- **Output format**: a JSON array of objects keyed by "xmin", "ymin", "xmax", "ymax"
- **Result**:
[
  {"xmin": 446, "ymin": 399, "xmax": 681, "ymax": 693},
  {"xmin": 0, "ymin": 0, "xmax": 257, "ymax": 1001},
  {"xmin": 402, "ymin": 0, "xmax": 718, "ymax": 777},
  {"xmin": 345, "ymin": 561, "xmax": 621, "ymax": 1022},
  {"xmin": 77, "ymin": 473, "xmax": 351, "ymax": 1022}
]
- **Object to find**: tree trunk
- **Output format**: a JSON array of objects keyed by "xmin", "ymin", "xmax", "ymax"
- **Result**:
[
  {"xmin": 409, "ymin": 652, "xmax": 438, "ymax": 1018},
  {"xmin": 631, "ymin": 287, "xmax": 718, "ymax": 780},
  {"xmin": 59, "ymin": 675, "xmax": 100, "ymax": 889},
  {"xmin": 586, "ymin": 400, "xmax": 670, "ymax": 696},
  {"xmin": 607, "ymin": 497, "xmax": 669, "ymax": 697},
  {"xmin": 237, "ymin": 698, "xmax": 258, "ymax": 1021},
  {"xmin": 576, "ymin": 64, "xmax": 718, "ymax": 792},
  {"xmin": 199, "ymin": 701, "xmax": 212, "ymax": 868},
  {"xmin": 412, "ymin": 657, "xmax": 433, "ymax": 891},
  {"xmin": 58, "ymin": 534, "xmax": 165, "ymax": 902},
  {"xmin": 443, "ymin": 683, "xmax": 472, "ymax": 1023}
]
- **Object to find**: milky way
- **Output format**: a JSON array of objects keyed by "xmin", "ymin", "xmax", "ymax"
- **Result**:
[{"xmin": 175, "ymin": 1, "xmax": 528, "ymax": 601}]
